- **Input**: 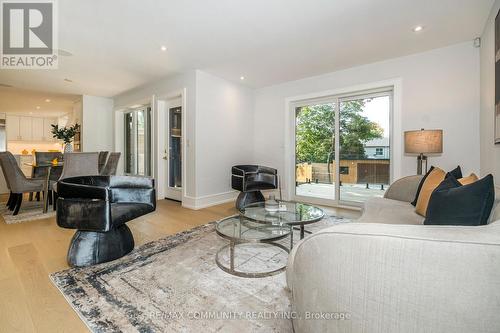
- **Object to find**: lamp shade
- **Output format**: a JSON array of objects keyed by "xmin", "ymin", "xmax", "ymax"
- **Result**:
[{"xmin": 404, "ymin": 129, "xmax": 443, "ymax": 154}]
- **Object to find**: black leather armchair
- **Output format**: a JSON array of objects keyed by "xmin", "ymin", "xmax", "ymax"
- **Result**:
[
  {"xmin": 231, "ymin": 165, "xmax": 278, "ymax": 210},
  {"xmin": 56, "ymin": 175, "xmax": 156, "ymax": 267}
]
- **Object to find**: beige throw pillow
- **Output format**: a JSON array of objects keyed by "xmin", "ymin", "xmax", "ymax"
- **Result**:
[{"xmin": 458, "ymin": 173, "xmax": 479, "ymax": 185}]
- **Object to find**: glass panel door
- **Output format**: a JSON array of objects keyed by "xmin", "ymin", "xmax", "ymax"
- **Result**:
[
  {"xmin": 295, "ymin": 102, "xmax": 336, "ymax": 201},
  {"xmin": 124, "ymin": 112, "xmax": 136, "ymax": 174},
  {"xmin": 339, "ymin": 94, "xmax": 391, "ymax": 203},
  {"xmin": 124, "ymin": 106, "xmax": 151, "ymax": 176},
  {"xmin": 293, "ymin": 89, "xmax": 392, "ymax": 206},
  {"xmin": 168, "ymin": 106, "xmax": 182, "ymax": 189}
]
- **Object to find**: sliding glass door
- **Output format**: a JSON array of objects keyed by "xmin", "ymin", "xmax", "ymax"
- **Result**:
[
  {"xmin": 124, "ymin": 106, "xmax": 151, "ymax": 176},
  {"xmin": 294, "ymin": 89, "xmax": 392, "ymax": 206}
]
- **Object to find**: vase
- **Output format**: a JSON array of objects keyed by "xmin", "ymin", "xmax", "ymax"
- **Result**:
[{"xmin": 64, "ymin": 143, "xmax": 73, "ymax": 153}]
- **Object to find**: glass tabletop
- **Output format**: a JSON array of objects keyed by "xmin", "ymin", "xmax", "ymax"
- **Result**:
[
  {"xmin": 216, "ymin": 216, "xmax": 290, "ymax": 242},
  {"xmin": 240, "ymin": 201, "xmax": 325, "ymax": 226},
  {"xmin": 24, "ymin": 162, "xmax": 64, "ymax": 167}
]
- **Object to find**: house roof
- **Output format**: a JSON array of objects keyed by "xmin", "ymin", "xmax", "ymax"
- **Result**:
[{"xmin": 364, "ymin": 137, "xmax": 390, "ymax": 147}]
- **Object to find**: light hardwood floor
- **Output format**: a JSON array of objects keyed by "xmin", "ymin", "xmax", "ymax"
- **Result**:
[{"xmin": 0, "ymin": 197, "xmax": 359, "ymax": 333}]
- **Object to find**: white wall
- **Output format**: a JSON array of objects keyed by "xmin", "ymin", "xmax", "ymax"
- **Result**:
[
  {"xmin": 111, "ymin": 70, "xmax": 254, "ymax": 208},
  {"xmin": 82, "ymin": 95, "xmax": 114, "ymax": 152},
  {"xmin": 480, "ymin": 0, "xmax": 500, "ymax": 184},
  {"xmin": 253, "ymin": 42, "xmax": 480, "ymax": 196},
  {"xmin": 113, "ymin": 71, "xmax": 197, "ymax": 198},
  {"xmin": 194, "ymin": 70, "xmax": 254, "ymax": 203}
]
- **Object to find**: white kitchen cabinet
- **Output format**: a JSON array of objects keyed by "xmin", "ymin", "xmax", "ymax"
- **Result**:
[
  {"xmin": 6, "ymin": 115, "xmax": 20, "ymax": 141},
  {"xmin": 6, "ymin": 115, "xmax": 59, "ymax": 142},
  {"xmin": 32, "ymin": 117, "xmax": 44, "ymax": 141},
  {"xmin": 43, "ymin": 118, "xmax": 56, "ymax": 142},
  {"xmin": 19, "ymin": 116, "xmax": 32, "ymax": 141}
]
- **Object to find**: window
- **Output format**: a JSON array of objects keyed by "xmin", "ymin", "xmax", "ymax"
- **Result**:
[{"xmin": 375, "ymin": 148, "xmax": 383, "ymax": 156}]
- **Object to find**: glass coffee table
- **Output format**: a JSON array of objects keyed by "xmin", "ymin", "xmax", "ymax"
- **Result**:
[
  {"xmin": 215, "ymin": 216, "xmax": 290, "ymax": 278},
  {"xmin": 240, "ymin": 201, "xmax": 325, "ymax": 248}
]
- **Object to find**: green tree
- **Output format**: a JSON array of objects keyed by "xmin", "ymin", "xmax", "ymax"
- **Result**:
[{"xmin": 295, "ymin": 100, "xmax": 383, "ymax": 164}]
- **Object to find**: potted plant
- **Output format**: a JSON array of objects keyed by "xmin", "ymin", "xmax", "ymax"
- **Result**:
[{"xmin": 51, "ymin": 123, "xmax": 80, "ymax": 153}]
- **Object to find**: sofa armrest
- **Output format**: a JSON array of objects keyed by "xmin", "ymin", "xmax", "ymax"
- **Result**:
[
  {"xmin": 286, "ymin": 222, "xmax": 500, "ymax": 333},
  {"xmin": 383, "ymin": 175, "xmax": 423, "ymax": 202}
]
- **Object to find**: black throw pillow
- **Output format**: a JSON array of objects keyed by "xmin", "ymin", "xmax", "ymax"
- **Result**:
[
  {"xmin": 448, "ymin": 165, "xmax": 463, "ymax": 179},
  {"xmin": 411, "ymin": 166, "xmax": 462, "ymax": 206},
  {"xmin": 424, "ymin": 174, "xmax": 495, "ymax": 226}
]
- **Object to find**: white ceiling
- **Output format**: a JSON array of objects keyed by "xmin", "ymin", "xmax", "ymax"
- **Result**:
[
  {"xmin": 0, "ymin": 87, "xmax": 79, "ymax": 117},
  {"xmin": 0, "ymin": 0, "xmax": 494, "ymax": 97}
]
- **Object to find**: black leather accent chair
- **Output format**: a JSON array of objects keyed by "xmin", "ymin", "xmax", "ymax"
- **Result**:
[
  {"xmin": 231, "ymin": 165, "xmax": 278, "ymax": 210},
  {"xmin": 56, "ymin": 175, "xmax": 156, "ymax": 267}
]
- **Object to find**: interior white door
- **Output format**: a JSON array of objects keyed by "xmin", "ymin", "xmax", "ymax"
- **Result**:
[{"xmin": 164, "ymin": 105, "xmax": 182, "ymax": 201}]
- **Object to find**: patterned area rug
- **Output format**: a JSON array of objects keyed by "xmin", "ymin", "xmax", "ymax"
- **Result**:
[
  {"xmin": 0, "ymin": 200, "xmax": 55, "ymax": 224},
  {"xmin": 50, "ymin": 215, "xmax": 350, "ymax": 333}
]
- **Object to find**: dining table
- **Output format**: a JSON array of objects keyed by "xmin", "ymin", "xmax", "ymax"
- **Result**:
[{"xmin": 24, "ymin": 162, "xmax": 64, "ymax": 213}]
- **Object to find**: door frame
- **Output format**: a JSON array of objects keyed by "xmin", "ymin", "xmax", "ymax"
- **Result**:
[
  {"xmin": 155, "ymin": 89, "xmax": 187, "ymax": 202},
  {"xmin": 284, "ymin": 79, "xmax": 402, "ymax": 208}
]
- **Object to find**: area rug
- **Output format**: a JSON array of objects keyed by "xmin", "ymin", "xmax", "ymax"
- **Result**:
[
  {"xmin": 0, "ymin": 200, "xmax": 55, "ymax": 224},
  {"xmin": 50, "ymin": 215, "xmax": 350, "ymax": 333}
]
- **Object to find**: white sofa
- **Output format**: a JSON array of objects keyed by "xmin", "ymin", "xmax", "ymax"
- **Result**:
[{"xmin": 286, "ymin": 175, "xmax": 500, "ymax": 333}]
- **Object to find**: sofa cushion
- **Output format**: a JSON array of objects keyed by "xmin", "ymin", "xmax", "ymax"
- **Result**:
[
  {"xmin": 424, "ymin": 174, "xmax": 495, "ymax": 226},
  {"xmin": 358, "ymin": 197, "xmax": 424, "ymax": 225}
]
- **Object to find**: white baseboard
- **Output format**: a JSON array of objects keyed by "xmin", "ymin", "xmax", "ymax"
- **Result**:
[{"xmin": 181, "ymin": 191, "xmax": 238, "ymax": 210}]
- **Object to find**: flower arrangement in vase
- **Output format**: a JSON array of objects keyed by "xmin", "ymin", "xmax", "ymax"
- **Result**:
[{"xmin": 51, "ymin": 123, "xmax": 80, "ymax": 153}]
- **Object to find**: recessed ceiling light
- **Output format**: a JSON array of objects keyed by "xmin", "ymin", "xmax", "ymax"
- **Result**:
[
  {"xmin": 240, "ymin": 76, "xmax": 245, "ymax": 80},
  {"xmin": 413, "ymin": 26, "xmax": 424, "ymax": 32},
  {"xmin": 160, "ymin": 46, "xmax": 167, "ymax": 51},
  {"xmin": 36, "ymin": 106, "xmax": 40, "ymax": 109},
  {"xmin": 45, "ymin": 98, "xmax": 51, "ymax": 102},
  {"xmin": 64, "ymin": 78, "xmax": 73, "ymax": 83}
]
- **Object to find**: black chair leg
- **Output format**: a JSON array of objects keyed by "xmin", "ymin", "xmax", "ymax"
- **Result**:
[
  {"xmin": 48, "ymin": 190, "xmax": 52, "ymax": 205},
  {"xmin": 8, "ymin": 193, "xmax": 17, "ymax": 211},
  {"xmin": 6, "ymin": 192, "xmax": 13, "ymax": 208},
  {"xmin": 52, "ymin": 192, "xmax": 57, "ymax": 211},
  {"xmin": 36, "ymin": 192, "xmax": 40, "ymax": 202},
  {"xmin": 13, "ymin": 193, "xmax": 23, "ymax": 216},
  {"xmin": 29, "ymin": 192, "xmax": 33, "ymax": 201}
]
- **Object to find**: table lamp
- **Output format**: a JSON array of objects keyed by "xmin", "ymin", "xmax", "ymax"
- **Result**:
[{"xmin": 404, "ymin": 129, "xmax": 443, "ymax": 175}]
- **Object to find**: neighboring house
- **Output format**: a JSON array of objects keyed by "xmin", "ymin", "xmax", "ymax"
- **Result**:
[{"xmin": 364, "ymin": 137, "xmax": 390, "ymax": 159}]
